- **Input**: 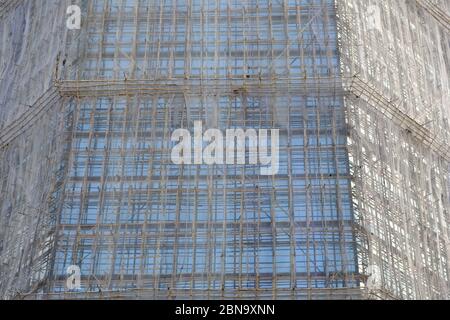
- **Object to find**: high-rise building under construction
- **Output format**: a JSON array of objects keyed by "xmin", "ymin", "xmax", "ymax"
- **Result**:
[{"xmin": 0, "ymin": 0, "xmax": 449, "ymax": 300}]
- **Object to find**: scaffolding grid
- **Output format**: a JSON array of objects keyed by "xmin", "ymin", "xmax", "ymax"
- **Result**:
[{"xmin": 0, "ymin": 0, "xmax": 448, "ymax": 300}]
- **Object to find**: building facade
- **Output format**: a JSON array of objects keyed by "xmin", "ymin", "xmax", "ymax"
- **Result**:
[{"xmin": 0, "ymin": 0, "xmax": 448, "ymax": 300}]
